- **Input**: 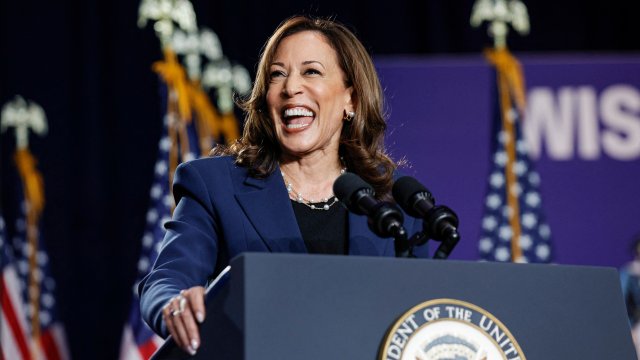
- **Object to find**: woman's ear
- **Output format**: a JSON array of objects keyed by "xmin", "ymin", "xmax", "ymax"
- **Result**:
[
  {"xmin": 344, "ymin": 86, "xmax": 355, "ymax": 114},
  {"xmin": 343, "ymin": 88, "xmax": 356, "ymax": 121}
]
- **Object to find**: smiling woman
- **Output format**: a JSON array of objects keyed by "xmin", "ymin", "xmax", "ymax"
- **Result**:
[
  {"xmin": 220, "ymin": 16, "xmax": 394, "ymax": 197},
  {"xmin": 137, "ymin": 15, "xmax": 426, "ymax": 356},
  {"xmin": 267, "ymin": 31, "xmax": 353, "ymax": 174}
]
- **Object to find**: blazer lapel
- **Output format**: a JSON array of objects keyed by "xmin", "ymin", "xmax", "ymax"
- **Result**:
[
  {"xmin": 348, "ymin": 211, "xmax": 395, "ymax": 257},
  {"xmin": 234, "ymin": 170, "xmax": 307, "ymax": 253}
]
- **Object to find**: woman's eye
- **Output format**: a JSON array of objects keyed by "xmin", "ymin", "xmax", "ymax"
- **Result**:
[
  {"xmin": 270, "ymin": 70, "xmax": 285, "ymax": 79},
  {"xmin": 305, "ymin": 68, "xmax": 321, "ymax": 75}
]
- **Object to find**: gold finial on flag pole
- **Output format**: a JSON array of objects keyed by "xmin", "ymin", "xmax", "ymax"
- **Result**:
[{"xmin": 470, "ymin": 0, "xmax": 530, "ymax": 49}]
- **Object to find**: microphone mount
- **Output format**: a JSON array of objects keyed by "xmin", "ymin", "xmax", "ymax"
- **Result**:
[
  {"xmin": 392, "ymin": 176, "xmax": 461, "ymax": 259},
  {"xmin": 334, "ymin": 172, "xmax": 412, "ymax": 258}
]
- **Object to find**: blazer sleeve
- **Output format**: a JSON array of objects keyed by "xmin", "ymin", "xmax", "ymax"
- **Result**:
[{"xmin": 138, "ymin": 161, "xmax": 220, "ymax": 337}]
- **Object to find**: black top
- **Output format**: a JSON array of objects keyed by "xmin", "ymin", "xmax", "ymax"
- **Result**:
[{"xmin": 291, "ymin": 199, "xmax": 348, "ymax": 255}]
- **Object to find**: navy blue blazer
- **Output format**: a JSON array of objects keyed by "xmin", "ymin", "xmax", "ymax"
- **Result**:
[{"xmin": 139, "ymin": 156, "xmax": 425, "ymax": 336}]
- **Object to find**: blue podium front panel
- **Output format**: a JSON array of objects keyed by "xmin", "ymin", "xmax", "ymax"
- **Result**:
[{"xmin": 154, "ymin": 253, "xmax": 635, "ymax": 359}]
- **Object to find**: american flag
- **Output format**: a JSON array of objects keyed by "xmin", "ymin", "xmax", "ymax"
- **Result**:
[
  {"xmin": 118, "ymin": 117, "xmax": 170, "ymax": 358},
  {"xmin": 0, "ymin": 172, "xmax": 70, "ymax": 359},
  {"xmin": 478, "ymin": 48, "xmax": 553, "ymax": 263},
  {"xmin": 0, "ymin": 214, "xmax": 32, "ymax": 359},
  {"xmin": 119, "ymin": 90, "xmax": 200, "ymax": 359}
]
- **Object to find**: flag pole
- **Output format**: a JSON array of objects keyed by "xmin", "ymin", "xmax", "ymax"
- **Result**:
[
  {"xmin": 1, "ymin": 95, "xmax": 48, "ymax": 357},
  {"xmin": 472, "ymin": 0, "xmax": 553, "ymax": 263}
]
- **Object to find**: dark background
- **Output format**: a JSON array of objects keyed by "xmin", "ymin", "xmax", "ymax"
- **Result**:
[{"xmin": 1, "ymin": 0, "xmax": 638, "ymax": 358}]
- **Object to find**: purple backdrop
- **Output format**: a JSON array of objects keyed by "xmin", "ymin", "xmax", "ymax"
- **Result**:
[{"xmin": 376, "ymin": 54, "xmax": 640, "ymax": 267}]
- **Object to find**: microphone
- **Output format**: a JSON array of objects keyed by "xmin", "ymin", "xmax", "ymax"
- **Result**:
[
  {"xmin": 392, "ymin": 176, "xmax": 460, "ymax": 259},
  {"xmin": 333, "ymin": 173, "xmax": 408, "ymax": 245}
]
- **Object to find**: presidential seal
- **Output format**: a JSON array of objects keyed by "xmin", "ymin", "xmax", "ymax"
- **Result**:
[{"xmin": 379, "ymin": 298, "xmax": 525, "ymax": 360}]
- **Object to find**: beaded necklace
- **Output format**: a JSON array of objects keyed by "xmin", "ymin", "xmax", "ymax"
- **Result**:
[{"xmin": 281, "ymin": 168, "xmax": 346, "ymax": 211}]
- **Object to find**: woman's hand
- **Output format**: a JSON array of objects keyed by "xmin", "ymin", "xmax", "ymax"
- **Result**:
[{"xmin": 162, "ymin": 286, "xmax": 206, "ymax": 355}]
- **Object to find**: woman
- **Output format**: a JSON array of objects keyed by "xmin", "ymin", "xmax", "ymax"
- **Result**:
[{"xmin": 139, "ymin": 15, "xmax": 425, "ymax": 355}]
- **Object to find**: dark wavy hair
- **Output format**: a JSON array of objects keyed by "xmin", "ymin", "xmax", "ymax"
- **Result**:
[{"xmin": 213, "ymin": 15, "xmax": 396, "ymax": 198}]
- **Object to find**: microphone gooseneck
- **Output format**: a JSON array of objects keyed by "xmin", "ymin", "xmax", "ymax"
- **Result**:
[
  {"xmin": 334, "ymin": 173, "xmax": 410, "ymax": 257},
  {"xmin": 392, "ymin": 176, "xmax": 461, "ymax": 259}
]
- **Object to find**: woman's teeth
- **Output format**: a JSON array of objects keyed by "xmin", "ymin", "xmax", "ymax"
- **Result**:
[
  {"xmin": 283, "ymin": 107, "xmax": 314, "ymax": 117},
  {"xmin": 286, "ymin": 123, "xmax": 310, "ymax": 129}
]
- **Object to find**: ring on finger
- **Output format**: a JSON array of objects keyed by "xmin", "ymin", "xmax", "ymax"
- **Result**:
[{"xmin": 166, "ymin": 306, "xmax": 179, "ymax": 317}]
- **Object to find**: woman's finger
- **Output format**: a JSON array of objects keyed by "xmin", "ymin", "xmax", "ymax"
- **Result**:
[
  {"xmin": 171, "ymin": 296, "xmax": 195, "ymax": 354},
  {"xmin": 162, "ymin": 287, "xmax": 206, "ymax": 355},
  {"xmin": 186, "ymin": 287, "xmax": 206, "ymax": 324},
  {"xmin": 162, "ymin": 304, "xmax": 179, "ymax": 345},
  {"xmin": 178, "ymin": 301, "xmax": 201, "ymax": 353}
]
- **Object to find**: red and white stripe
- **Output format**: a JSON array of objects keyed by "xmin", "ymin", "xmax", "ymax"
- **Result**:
[
  {"xmin": 1, "ymin": 266, "xmax": 70, "ymax": 360},
  {"xmin": 1, "ymin": 265, "xmax": 31, "ymax": 360},
  {"xmin": 119, "ymin": 326, "xmax": 164, "ymax": 360},
  {"xmin": 39, "ymin": 324, "xmax": 70, "ymax": 360}
]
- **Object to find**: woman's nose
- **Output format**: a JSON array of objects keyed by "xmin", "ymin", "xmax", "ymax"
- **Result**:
[{"xmin": 282, "ymin": 74, "xmax": 303, "ymax": 97}]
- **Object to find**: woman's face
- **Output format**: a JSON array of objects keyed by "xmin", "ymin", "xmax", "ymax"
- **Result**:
[{"xmin": 266, "ymin": 30, "xmax": 353, "ymax": 159}]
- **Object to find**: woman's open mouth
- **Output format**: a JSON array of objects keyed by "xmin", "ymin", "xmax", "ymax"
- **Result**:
[{"xmin": 282, "ymin": 106, "xmax": 315, "ymax": 130}]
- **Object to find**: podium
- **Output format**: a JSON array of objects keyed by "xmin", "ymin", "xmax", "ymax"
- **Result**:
[{"xmin": 152, "ymin": 253, "xmax": 636, "ymax": 359}]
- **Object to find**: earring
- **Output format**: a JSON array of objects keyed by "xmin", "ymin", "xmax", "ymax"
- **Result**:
[{"xmin": 343, "ymin": 110, "xmax": 355, "ymax": 121}]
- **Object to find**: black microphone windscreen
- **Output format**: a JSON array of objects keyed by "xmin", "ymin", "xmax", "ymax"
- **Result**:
[
  {"xmin": 333, "ymin": 172, "xmax": 373, "ymax": 209},
  {"xmin": 392, "ymin": 176, "xmax": 431, "ymax": 217}
]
